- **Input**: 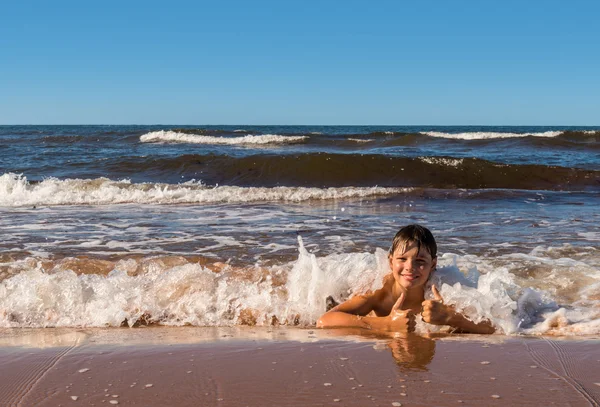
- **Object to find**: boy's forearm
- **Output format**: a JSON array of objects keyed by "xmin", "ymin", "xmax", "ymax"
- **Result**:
[
  {"xmin": 317, "ymin": 312, "xmax": 371, "ymax": 329},
  {"xmin": 317, "ymin": 312, "xmax": 393, "ymax": 330},
  {"xmin": 447, "ymin": 312, "xmax": 495, "ymax": 334}
]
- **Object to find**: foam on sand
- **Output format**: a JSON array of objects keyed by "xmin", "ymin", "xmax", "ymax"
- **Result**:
[
  {"xmin": 140, "ymin": 130, "xmax": 308, "ymax": 145},
  {"xmin": 0, "ymin": 173, "xmax": 409, "ymax": 207}
]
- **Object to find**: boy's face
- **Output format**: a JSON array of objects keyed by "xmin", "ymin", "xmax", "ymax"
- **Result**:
[{"xmin": 389, "ymin": 241, "xmax": 437, "ymax": 290}]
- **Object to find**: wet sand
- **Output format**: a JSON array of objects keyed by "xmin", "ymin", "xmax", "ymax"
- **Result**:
[{"xmin": 0, "ymin": 328, "xmax": 599, "ymax": 407}]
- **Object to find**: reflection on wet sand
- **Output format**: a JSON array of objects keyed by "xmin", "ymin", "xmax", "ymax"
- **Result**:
[
  {"xmin": 388, "ymin": 334, "xmax": 436, "ymax": 370},
  {"xmin": 321, "ymin": 328, "xmax": 437, "ymax": 370}
]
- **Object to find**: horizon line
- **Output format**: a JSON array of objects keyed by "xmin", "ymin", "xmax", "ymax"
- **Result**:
[{"xmin": 1, "ymin": 123, "xmax": 599, "ymax": 127}]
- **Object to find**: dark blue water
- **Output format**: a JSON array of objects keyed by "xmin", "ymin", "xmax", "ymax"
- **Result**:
[{"xmin": 1, "ymin": 125, "xmax": 599, "ymax": 185}]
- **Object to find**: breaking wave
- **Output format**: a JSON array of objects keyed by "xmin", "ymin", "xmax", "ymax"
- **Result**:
[
  {"xmin": 140, "ymin": 130, "xmax": 308, "ymax": 145},
  {"xmin": 1, "ymin": 239, "xmax": 599, "ymax": 335},
  {"xmin": 421, "ymin": 131, "xmax": 563, "ymax": 140},
  {"xmin": 0, "ymin": 173, "xmax": 408, "ymax": 207}
]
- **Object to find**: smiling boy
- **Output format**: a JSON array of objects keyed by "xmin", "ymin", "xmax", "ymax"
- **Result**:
[{"xmin": 317, "ymin": 224, "xmax": 495, "ymax": 334}]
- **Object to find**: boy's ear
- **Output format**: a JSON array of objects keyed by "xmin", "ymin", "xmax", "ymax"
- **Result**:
[{"xmin": 432, "ymin": 257, "xmax": 437, "ymax": 271}]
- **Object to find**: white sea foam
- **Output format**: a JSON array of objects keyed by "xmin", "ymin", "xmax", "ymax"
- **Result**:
[
  {"xmin": 347, "ymin": 138, "xmax": 375, "ymax": 143},
  {"xmin": 422, "ymin": 131, "xmax": 562, "ymax": 140},
  {"xmin": 140, "ymin": 130, "xmax": 307, "ymax": 145},
  {"xmin": 1, "ymin": 238, "xmax": 598, "ymax": 334},
  {"xmin": 0, "ymin": 173, "xmax": 408, "ymax": 207},
  {"xmin": 0, "ymin": 239, "xmax": 388, "ymax": 328},
  {"xmin": 578, "ymin": 232, "xmax": 600, "ymax": 241},
  {"xmin": 419, "ymin": 157, "xmax": 465, "ymax": 167}
]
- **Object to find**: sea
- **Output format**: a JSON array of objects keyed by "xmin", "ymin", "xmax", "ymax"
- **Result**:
[{"xmin": 1, "ymin": 125, "xmax": 599, "ymax": 335}]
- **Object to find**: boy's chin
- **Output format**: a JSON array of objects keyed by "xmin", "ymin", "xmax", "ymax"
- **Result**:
[{"xmin": 397, "ymin": 277, "xmax": 424, "ymax": 289}]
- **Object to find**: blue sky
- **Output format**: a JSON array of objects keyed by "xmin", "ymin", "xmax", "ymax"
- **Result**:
[{"xmin": 1, "ymin": 1, "xmax": 599, "ymax": 125}]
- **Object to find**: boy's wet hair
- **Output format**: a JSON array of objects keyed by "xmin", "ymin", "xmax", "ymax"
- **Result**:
[{"xmin": 389, "ymin": 224, "xmax": 437, "ymax": 258}]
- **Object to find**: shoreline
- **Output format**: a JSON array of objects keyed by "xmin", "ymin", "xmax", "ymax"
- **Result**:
[{"xmin": 0, "ymin": 328, "xmax": 599, "ymax": 406}]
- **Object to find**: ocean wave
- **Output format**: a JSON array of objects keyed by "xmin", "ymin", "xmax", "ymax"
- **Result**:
[
  {"xmin": 7, "ymin": 147, "xmax": 599, "ymax": 193},
  {"xmin": 343, "ymin": 131, "xmax": 407, "ymax": 138},
  {"xmin": 99, "ymin": 153, "xmax": 599, "ymax": 190},
  {"xmin": 140, "ymin": 130, "xmax": 308, "ymax": 145},
  {"xmin": 0, "ymin": 173, "xmax": 408, "ymax": 207},
  {"xmin": 422, "ymin": 131, "xmax": 563, "ymax": 140},
  {"xmin": 1, "ymin": 239, "xmax": 598, "ymax": 334}
]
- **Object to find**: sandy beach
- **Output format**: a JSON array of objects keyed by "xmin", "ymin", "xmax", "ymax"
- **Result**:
[{"xmin": 0, "ymin": 328, "xmax": 598, "ymax": 407}]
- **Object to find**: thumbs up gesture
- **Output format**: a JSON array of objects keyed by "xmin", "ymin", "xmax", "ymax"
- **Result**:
[
  {"xmin": 421, "ymin": 285, "xmax": 456, "ymax": 326},
  {"xmin": 387, "ymin": 292, "xmax": 416, "ymax": 332}
]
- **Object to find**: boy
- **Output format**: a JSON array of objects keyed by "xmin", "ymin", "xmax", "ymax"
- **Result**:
[{"xmin": 317, "ymin": 224, "xmax": 495, "ymax": 334}]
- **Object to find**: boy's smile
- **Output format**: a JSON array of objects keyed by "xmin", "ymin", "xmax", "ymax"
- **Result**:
[{"xmin": 389, "ymin": 242, "xmax": 436, "ymax": 290}]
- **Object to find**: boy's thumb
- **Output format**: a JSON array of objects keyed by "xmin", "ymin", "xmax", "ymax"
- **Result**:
[
  {"xmin": 392, "ymin": 292, "xmax": 405, "ymax": 311},
  {"xmin": 432, "ymin": 284, "xmax": 444, "ymax": 302}
]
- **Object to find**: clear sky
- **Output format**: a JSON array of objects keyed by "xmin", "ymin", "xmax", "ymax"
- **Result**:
[{"xmin": 1, "ymin": 0, "xmax": 599, "ymax": 125}]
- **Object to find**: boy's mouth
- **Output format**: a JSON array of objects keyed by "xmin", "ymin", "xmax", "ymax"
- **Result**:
[{"xmin": 401, "ymin": 273, "xmax": 419, "ymax": 281}]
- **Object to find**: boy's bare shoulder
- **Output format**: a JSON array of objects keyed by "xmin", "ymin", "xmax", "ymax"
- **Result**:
[
  {"xmin": 325, "ymin": 273, "xmax": 395, "ymax": 316},
  {"xmin": 369, "ymin": 274, "xmax": 395, "ymax": 315},
  {"xmin": 368, "ymin": 288, "xmax": 391, "ymax": 316},
  {"xmin": 354, "ymin": 278, "xmax": 393, "ymax": 307}
]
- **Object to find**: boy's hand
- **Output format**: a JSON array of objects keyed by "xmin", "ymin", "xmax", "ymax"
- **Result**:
[
  {"xmin": 421, "ymin": 285, "xmax": 456, "ymax": 326},
  {"xmin": 388, "ymin": 292, "xmax": 416, "ymax": 332}
]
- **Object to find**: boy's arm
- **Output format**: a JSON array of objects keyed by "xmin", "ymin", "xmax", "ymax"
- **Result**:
[
  {"xmin": 445, "ymin": 311, "xmax": 496, "ymax": 334},
  {"xmin": 316, "ymin": 294, "xmax": 376, "ymax": 329},
  {"xmin": 422, "ymin": 285, "xmax": 495, "ymax": 334},
  {"xmin": 317, "ymin": 292, "xmax": 415, "ymax": 332}
]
